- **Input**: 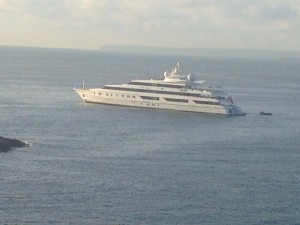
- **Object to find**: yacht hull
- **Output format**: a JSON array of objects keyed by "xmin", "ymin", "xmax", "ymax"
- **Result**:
[{"xmin": 74, "ymin": 88, "xmax": 243, "ymax": 116}]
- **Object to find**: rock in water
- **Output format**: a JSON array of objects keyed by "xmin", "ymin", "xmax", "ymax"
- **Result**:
[{"xmin": 0, "ymin": 136, "xmax": 29, "ymax": 152}]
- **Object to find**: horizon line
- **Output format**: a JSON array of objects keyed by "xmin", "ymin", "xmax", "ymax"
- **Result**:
[{"xmin": 1, "ymin": 44, "xmax": 300, "ymax": 53}]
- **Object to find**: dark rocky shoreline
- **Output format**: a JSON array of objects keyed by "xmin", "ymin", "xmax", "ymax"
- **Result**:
[{"xmin": 0, "ymin": 136, "xmax": 29, "ymax": 152}]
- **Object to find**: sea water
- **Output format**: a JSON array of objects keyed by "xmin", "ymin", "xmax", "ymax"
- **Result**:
[{"xmin": 0, "ymin": 46, "xmax": 300, "ymax": 225}]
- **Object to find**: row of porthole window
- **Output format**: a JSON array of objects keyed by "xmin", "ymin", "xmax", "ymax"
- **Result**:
[
  {"xmin": 141, "ymin": 102, "xmax": 159, "ymax": 107},
  {"xmin": 96, "ymin": 92, "xmax": 136, "ymax": 99}
]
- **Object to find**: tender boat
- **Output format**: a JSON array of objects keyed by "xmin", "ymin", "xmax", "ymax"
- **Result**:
[
  {"xmin": 74, "ymin": 62, "xmax": 244, "ymax": 115},
  {"xmin": 259, "ymin": 111, "xmax": 272, "ymax": 115}
]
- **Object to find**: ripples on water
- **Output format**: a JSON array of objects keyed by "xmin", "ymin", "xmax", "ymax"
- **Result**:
[{"xmin": 0, "ymin": 47, "xmax": 300, "ymax": 225}]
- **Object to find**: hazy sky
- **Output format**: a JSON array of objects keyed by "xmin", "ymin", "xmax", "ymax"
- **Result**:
[{"xmin": 1, "ymin": 0, "xmax": 300, "ymax": 50}]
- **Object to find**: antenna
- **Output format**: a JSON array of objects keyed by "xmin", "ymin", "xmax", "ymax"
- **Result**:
[{"xmin": 82, "ymin": 80, "xmax": 86, "ymax": 89}]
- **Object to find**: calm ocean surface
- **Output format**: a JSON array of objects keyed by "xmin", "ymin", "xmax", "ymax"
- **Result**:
[{"xmin": 0, "ymin": 46, "xmax": 300, "ymax": 225}]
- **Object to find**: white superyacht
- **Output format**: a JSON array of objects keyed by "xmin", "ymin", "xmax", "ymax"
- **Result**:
[{"xmin": 74, "ymin": 62, "xmax": 244, "ymax": 115}]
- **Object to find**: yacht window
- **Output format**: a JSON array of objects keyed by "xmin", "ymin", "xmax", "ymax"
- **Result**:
[
  {"xmin": 128, "ymin": 82, "xmax": 184, "ymax": 89},
  {"xmin": 190, "ymin": 93, "xmax": 200, "ymax": 97},
  {"xmin": 164, "ymin": 98, "xmax": 188, "ymax": 103},
  {"xmin": 140, "ymin": 96, "xmax": 159, "ymax": 100},
  {"xmin": 194, "ymin": 100, "xmax": 219, "ymax": 105}
]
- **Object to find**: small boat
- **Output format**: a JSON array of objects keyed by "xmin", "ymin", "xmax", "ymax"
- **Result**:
[{"xmin": 259, "ymin": 111, "xmax": 272, "ymax": 115}]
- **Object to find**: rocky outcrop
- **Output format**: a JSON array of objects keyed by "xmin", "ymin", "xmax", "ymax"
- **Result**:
[{"xmin": 0, "ymin": 136, "xmax": 29, "ymax": 152}]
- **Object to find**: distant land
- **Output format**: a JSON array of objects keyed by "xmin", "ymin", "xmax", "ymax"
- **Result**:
[{"xmin": 99, "ymin": 45, "xmax": 300, "ymax": 59}]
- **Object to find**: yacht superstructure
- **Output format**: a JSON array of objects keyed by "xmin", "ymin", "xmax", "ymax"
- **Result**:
[{"xmin": 74, "ymin": 62, "xmax": 244, "ymax": 115}]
